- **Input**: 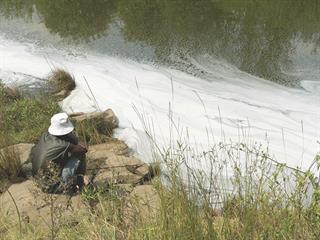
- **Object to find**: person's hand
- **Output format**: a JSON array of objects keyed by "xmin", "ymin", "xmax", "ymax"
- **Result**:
[
  {"xmin": 69, "ymin": 143, "xmax": 88, "ymax": 154},
  {"xmin": 79, "ymin": 142, "xmax": 88, "ymax": 151}
]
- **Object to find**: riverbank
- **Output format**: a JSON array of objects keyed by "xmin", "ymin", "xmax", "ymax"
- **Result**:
[
  {"xmin": 0, "ymin": 73, "xmax": 160, "ymax": 239},
  {"xmin": 1, "ymin": 72, "xmax": 320, "ymax": 239}
]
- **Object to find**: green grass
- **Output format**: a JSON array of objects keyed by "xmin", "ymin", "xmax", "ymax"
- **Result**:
[
  {"xmin": 1, "ymin": 97, "xmax": 60, "ymax": 144},
  {"xmin": 0, "ymin": 83, "xmax": 107, "ymax": 146},
  {"xmin": 0, "ymin": 80, "xmax": 61, "ymax": 144}
]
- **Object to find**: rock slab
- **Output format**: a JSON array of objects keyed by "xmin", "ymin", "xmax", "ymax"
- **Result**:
[
  {"xmin": 87, "ymin": 142, "xmax": 152, "ymax": 186},
  {"xmin": 71, "ymin": 109, "xmax": 119, "ymax": 136},
  {"xmin": 0, "ymin": 180, "xmax": 85, "ymax": 227}
]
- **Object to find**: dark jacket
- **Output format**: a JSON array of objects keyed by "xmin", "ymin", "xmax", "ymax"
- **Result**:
[{"xmin": 31, "ymin": 132, "xmax": 78, "ymax": 175}]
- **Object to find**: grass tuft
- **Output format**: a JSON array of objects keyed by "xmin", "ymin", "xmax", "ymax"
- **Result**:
[
  {"xmin": 0, "ymin": 139, "xmax": 21, "ymax": 182},
  {"xmin": 48, "ymin": 68, "xmax": 76, "ymax": 93}
]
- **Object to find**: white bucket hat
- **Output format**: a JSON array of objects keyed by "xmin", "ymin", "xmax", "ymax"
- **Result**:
[{"xmin": 48, "ymin": 113, "xmax": 74, "ymax": 136}]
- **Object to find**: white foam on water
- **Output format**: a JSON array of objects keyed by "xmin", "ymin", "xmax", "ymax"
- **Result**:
[{"xmin": 1, "ymin": 36, "xmax": 320, "ymax": 173}]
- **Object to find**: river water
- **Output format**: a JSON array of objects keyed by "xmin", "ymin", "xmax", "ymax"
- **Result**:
[{"xmin": 0, "ymin": 1, "xmax": 319, "ymax": 173}]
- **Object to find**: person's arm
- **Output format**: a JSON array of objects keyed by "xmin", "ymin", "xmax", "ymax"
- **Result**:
[{"xmin": 69, "ymin": 142, "xmax": 88, "ymax": 156}]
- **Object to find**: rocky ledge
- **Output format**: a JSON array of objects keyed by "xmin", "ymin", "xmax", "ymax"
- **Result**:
[{"xmin": 0, "ymin": 110, "xmax": 158, "ymax": 227}]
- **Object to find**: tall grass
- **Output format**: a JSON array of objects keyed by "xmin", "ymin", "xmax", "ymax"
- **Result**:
[
  {"xmin": 1, "ymin": 138, "xmax": 319, "ymax": 239},
  {"xmin": 123, "ymin": 140, "xmax": 320, "ymax": 239},
  {"xmin": 0, "ymin": 140, "xmax": 21, "ymax": 181}
]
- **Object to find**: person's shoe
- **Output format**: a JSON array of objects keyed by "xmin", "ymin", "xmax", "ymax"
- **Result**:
[{"xmin": 76, "ymin": 175, "xmax": 84, "ymax": 190}]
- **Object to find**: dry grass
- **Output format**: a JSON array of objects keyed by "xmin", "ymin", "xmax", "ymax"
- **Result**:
[
  {"xmin": 0, "ymin": 140, "xmax": 319, "ymax": 239},
  {"xmin": 74, "ymin": 120, "xmax": 112, "ymax": 145},
  {"xmin": 48, "ymin": 68, "xmax": 76, "ymax": 93},
  {"xmin": 0, "ymin": 138, "xmax": 21, "ymax": 182}
]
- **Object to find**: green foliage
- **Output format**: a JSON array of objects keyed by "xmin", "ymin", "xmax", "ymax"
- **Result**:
[
  {"xmin": 1, "ymin": 79, "xmax": 59, "ymax": 145},
  {"xmin": 1, "ymin": 96, "xmax": 60, "ymax": 144}
]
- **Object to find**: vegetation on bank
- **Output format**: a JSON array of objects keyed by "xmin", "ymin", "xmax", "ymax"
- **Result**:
[
  {"xmin": 0, "ymin": 81, "xmax": 60, "ymax": 144},
  {"xmin": 0, "ymin": 69, "xmax": 78, "ymax": 187},
  {"xmin": 0, "ymin": 74, "xmax": 320, "ymax": 239},
  {"xmin": 1, "ymin": 143, "xmax": 320, "ymax": 239},
  {"xmin": 0, "ymin": 80, "xmax": 60, "ymax": 187}
]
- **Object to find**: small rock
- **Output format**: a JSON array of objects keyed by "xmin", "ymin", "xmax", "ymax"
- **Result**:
[
  {"xmin": 68, "ymin": 112, "xmax": 85, "ymax": 117},
  {"xmin": 72, "ymin": 109, "xmax": 119, "ymax": 133},
  {"xmin": 93, "ymin": 167, "xmax": 144, "ymax": 186},
  {"xmin": 87, "ymin": 140, "xmax": 129, "ymax": 158},
  {"xmin": 127, "ymin": 164, "xmax": 151, "ymax": 177},
  {"xmin": 87, "ymin": 142, "xmax": 152, "ymax": 186},
  {"xmin": 90, "ymin": 159, "xmax": 151, "ymax": 186}
]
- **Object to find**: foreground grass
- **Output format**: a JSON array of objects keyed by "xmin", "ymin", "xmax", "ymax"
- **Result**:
[{"xmin": 1, "ymin": 142, "xmax": 320, "ymax": 239}]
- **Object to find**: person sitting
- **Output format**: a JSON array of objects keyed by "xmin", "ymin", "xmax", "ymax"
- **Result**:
[{"xmin": 31, "ymin": 112, "xmax": 88, "ymax": 193}]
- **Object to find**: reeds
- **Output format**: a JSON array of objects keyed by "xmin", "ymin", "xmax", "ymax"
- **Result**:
[{"xmin": 1, "ymin": 134, "xmax": 319, "ymax": 239}]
